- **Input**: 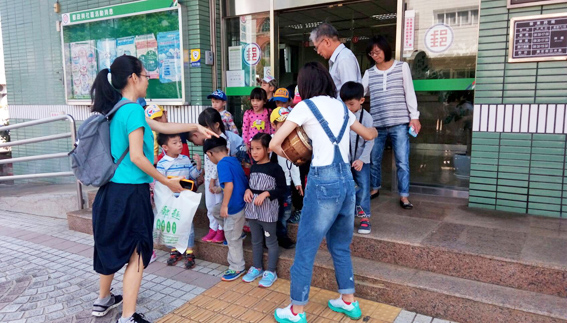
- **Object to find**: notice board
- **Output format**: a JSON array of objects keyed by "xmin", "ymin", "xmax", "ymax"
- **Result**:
[
  {"xmin": 61, "ymin": 0, "xmax": 185, "ymax": 104},
  {"xmin": 509, "ymin": 13, "xmax": 567, "ymax": 63}
]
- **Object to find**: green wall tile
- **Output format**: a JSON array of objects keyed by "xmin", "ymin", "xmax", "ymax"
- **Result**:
[
  {"xmin": 497, "ymin": 192, "xmax": 527, "ymax": 201},
  {"xmin": 529, "ymin": 188, "xmax": 563, "ymax": 197},
  {"xmin": 469, "ymin": 202, "xmax": 496, "ymax": 210},
  {"xmin": 498, "ymin": 179, "xmax": 529, "ymax": 187},
  {"xmin": 497, "ymin": 199, "xmax": 528, "ymax": 208},
  {"xmin": 496, "ymin": 205, "xmax": 526, "ymax": 214}
]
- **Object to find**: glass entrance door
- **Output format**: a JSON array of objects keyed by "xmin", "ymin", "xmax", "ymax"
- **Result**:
[
  {"xmin": 401, "ymin": 1, "xmax": 479, "ymax": 193},
  {"xmin": 276, "ymin": 0, "xmax": 399, "ymax": 190}
]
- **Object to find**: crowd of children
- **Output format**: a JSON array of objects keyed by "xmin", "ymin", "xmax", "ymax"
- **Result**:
[{"xmin": 145, "ymin": 76, "xmax": 375, "ymax": 285}]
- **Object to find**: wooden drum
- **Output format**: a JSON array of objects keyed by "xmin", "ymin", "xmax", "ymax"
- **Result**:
[{"xmin": 281, "ymin": 127, "xmax": 312, "ymax": 166}]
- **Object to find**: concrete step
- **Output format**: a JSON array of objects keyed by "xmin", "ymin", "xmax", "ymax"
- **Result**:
[
  {"xmin": 67, "ymin": 208, "xmax": 567, "ymax": 321},
  {"xmin": 68, "ymin": 204, "xmax": 567, "ymax": 299},
  {"xmin": 285, "ymin": 218, "xmax": 567, "ymax": 299},
  {"xmin": 0, "ymin": 183, "xmax": 87, "ymax": 218},
  {"xmin": 192, "ymin": 226, "xmax": 567, "ymax": 323}
]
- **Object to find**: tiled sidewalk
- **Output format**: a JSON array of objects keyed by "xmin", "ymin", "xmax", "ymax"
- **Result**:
[
  {"xmin": 0, "ymin": 209, "xmax": 453, "ymax": 323},
  {"xmin": 159, "ymin": 278, "xmax": 401, "ymax": 323}
]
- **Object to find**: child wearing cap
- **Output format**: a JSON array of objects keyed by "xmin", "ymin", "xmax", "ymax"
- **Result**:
[
  {"xmin": 145, "ymin": 105, "xmax": 191, "ymax": 164},
  {"xmin": 203, "ymin": 136, "xmax": 248, "ymax": 282},
  {"xmin": 270, "ymin": 107, "xmax": 302, "ymax": 249},
  {"xmin": 208, "ymin": 89, "xmax": 239, "ymax": 135},
  {"xmin": 145, "ymin": 104, "xmax": 168, "ymax": 165},
  {"xmin": 272, "ymin": 88, "xmax": 291, "ymax": 109},
  {"xmin": 258, "ymin": 76, "xmax": 278, "ymax": 111}
]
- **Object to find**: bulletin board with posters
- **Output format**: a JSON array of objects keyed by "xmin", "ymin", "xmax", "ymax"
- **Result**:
[{"xmin": 60, "ymin": 0, "xmax": 186, "ymax": 104}]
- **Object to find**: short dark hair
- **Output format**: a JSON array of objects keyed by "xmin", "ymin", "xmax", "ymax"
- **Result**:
[
  {"xmin": 250, "ymin": 87, "xmax": 267, "ymax": 102},
  {"xmin": 251, "ymin": 133, "xmax": 271, "ymax": 149},
  {"xmin": 203, "ymin": 136, "xmax": 228, "ymax": 154},
  {"xmin": 340, "ymin": 82, "xmax": 364, "ymax": 102},
  {"xmin": 366, "ymin": 35, "xmax": 392, "ymax": 63},
  {"xmin": 157, "ymin": 133, "xmax": 181, "ymax": 147},
  {"xmin": 297, "ymin": 62, "xmax": 337, "ymax": 100}
]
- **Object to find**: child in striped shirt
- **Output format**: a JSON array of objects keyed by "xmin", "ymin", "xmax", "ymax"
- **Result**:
[
  {"xmin": 242, "ymin": 133, "xmax": 286, "ymax": 288},
  {"xmin": 156, "ymin": 133, "xmax": 202, "ymax": 269}
]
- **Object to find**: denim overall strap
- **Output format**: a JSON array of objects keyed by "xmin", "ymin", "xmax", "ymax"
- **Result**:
[{"xmin": 303, "ymin": 99, "xmax": 349, "ymax": 164}]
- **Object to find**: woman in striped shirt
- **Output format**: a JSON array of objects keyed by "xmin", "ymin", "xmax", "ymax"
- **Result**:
[{"xmin": 362, "ymin": 35, "xmax": 421, "ymax": 209}]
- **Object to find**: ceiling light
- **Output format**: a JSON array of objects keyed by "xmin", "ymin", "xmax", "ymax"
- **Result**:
[{"xmin": 372, "ymin": 13, "xmax": 397, "ymax": 20}]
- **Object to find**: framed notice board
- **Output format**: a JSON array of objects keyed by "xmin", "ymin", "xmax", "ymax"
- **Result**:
[
  {"xmin": 61, "ymin": 0, "xmax": 186, "ymax": 105},
  {"xmin": 509, "ymin": 13, "xmax": 567, "ymax": 63},
  {"xmin": 508, "ymin": 0, "xmax": 567, "ymax": 9}
]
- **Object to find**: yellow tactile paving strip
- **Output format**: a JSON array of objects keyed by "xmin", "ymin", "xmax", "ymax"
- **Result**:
[{"xmin": 158, "ymin": 278, "xmax": 401, "ymax": 323}]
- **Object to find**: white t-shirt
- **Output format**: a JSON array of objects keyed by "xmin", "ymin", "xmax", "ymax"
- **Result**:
[{"xmin": 286, "ymin": 95, "xmax": 355, "ymax": 167}]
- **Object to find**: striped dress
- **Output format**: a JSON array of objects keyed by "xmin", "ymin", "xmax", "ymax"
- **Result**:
[
  {"xmin": 366, "ymin": 60, "xmax": 412, "ymax": 128},
  {"xmin": 245, "ymin": 161, "xmax": 286, "ymax": 223}
]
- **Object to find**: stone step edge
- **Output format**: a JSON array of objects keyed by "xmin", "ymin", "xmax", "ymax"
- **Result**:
[
  {"xmin": 67, "ymin": 207, "xmax": 567, "ymax": 299},
  {"xmin": 192, "ymin": 226, "xmax": 567, "ymax": 323}
]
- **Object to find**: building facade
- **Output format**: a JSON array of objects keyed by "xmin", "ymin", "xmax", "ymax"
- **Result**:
[{"xmin": 2, "ymin": 0, "xmax": 567, "ymax": 218}]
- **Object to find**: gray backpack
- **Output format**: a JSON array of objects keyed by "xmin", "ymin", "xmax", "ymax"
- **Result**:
[{"xmin": 69, "ymin": 100, "xmax": 132, "ymax": 187}]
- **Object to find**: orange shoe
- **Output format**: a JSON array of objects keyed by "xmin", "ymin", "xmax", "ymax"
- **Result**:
[
  {"xmin": 211, "ymin": 229, "xmax": 225, "ymax": 243},
  {"xmin": 201, "ymin": 229, "xmax": 217, "ymax": 242}
]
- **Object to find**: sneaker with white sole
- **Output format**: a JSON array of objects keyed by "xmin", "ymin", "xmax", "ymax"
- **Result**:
[
  {"xmin": 92, "ymin": 292, "xmax": 123, "ymax": 317},
  {"xmin": 274, "ymin": 304, "xmax": 307, "ymax": 323},
  {"xmin": 328, "ymin": 296, "xmax": 362, "ymax": 320},
  {"xmin": 242, "ymin": 267, "xmax": 263, "ymax": 283},
  {"xmin": 358, "ymin": 219, "xmax": 371, "ymax": 234},
  {"xmin": 258, "ymin": 271, "xmax": 277, "ymax": 288}
]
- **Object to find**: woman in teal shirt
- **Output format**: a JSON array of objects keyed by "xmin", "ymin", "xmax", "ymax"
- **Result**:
[{"xmin": 89, "ymin": 55, "xmax": 215, "ymax": 323}]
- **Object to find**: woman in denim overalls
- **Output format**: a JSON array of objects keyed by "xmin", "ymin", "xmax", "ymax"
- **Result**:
[{"xmin": 270, "ymin": 62, "xmax": 377, "ymax": 323}]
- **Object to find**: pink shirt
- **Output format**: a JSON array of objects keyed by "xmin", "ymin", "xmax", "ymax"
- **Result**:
[{"xmin": 242, "ymin": 108, "xmax": 274, "ymax": 146}]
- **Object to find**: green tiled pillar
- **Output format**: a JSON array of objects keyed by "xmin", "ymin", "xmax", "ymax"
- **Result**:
[
  {"xmin": 527, "ymin": 135, "xmax": 565, "ymax": 218},
  {"xmin": 469, "ymin": 132, "xmax": 500, "ymax": 209},
  {"xmin": 496, "ymin": 133, "xmax": 531, "ymax": 213}
]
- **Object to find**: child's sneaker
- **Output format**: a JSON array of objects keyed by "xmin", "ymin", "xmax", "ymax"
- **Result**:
[
  {"xmin": 149, "ymin": 250, "xmax": 157, "ymax": 264},
  {"xmin": 201, "ymin": 229, "xmax": 217, "ymax": 242},
  {"xmin": 274, "ymin": 304, "xmax": 307, "ymax": 323},
  {"xmin": 258, "ymin": 271, "xmax": 277, "ymax": 288},
  {"xmin": 184, "ymin": 252, "xmax": 196, "ymax": 269},
  {"xmin": 221, "ymin": 269, "xmax": 245, "ymax": 281},
  {"xmin": 356, "ymin": 206, "xmax": 366, "ymax": 218},
  {"xmin": 358, "ymin": 219, "xmax": 371, "ymax": 234},
  {"xmin": 328, "ymin": 297, "xmax": 362, "ymax": 320},
  {"xmin": 211, "ymin": 229, "xmax": 225, "ymax": 243},
  {"xmin": 242, "ymin": 267, "xmax": 264, "ymax": 283},
  {"xmin": 92, "ymin": 292, "xmax": 122, "ymax": 317},
  {"xmin": 166, "ymin": 249, "xmax": 183, "ymax": 266}
]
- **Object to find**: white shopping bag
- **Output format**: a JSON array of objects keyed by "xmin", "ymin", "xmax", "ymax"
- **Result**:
[{"xmin": 153, "ymin": 182, "xmax": 201, "ymax": 254}]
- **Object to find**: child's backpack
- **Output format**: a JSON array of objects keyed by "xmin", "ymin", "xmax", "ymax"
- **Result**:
[{"xmin": 69, "ymin": 100, "xmax": 132, "ymax": 187}]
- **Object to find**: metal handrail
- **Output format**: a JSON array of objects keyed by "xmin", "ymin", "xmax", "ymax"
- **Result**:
[{"xmin": 0, "ymin": 114, "xmax": 84, "ymax": 210}]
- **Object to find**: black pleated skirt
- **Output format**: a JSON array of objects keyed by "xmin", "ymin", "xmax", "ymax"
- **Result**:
[{"xmin": 92, "ymin": 182, "xmax": 153, "ymax": 275}]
